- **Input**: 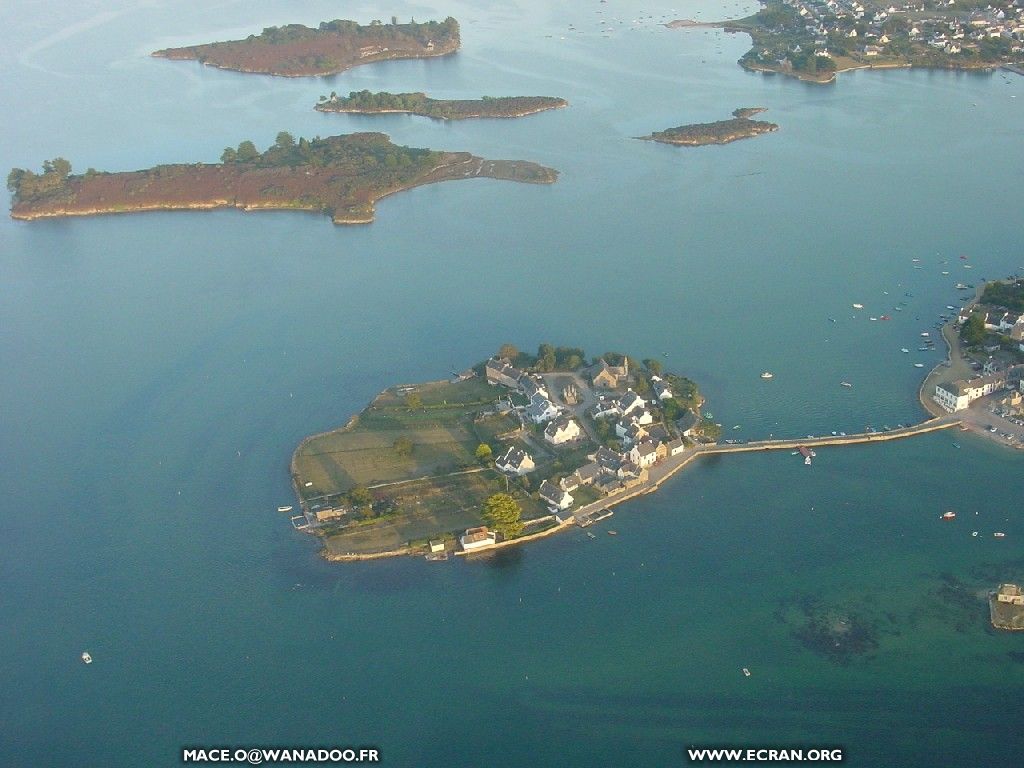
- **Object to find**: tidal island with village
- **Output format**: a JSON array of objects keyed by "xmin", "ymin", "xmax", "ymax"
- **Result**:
[{"xmin": 285, "ymin": 276, "xmax": 1024, "ymax": 568}]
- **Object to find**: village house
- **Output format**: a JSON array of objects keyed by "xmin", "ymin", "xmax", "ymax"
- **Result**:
[
  {"xmin": 315, "ymin": 506, "xmax": 345, "ymax": 523},
  {"xmin": 539, "ymin": 479, "xmax": 574, "ymax": 511},
  {"xmin": 667, "ymin": 438, "xmax": 686, "ymax": 456},
  {"xmin": 630, "ymin": 439, "xmax": 667, "ymax": 469},
  {"xmin": 616, "ymin": 418, "xmax": 650, "ymax": 446},
  {"xmin": 494, "ymin": 446, "xmax": 535, "ymax": 476},
  {"xmin": 996, "ymin": 584, "xmax": 1024, "ymax": 606},
  {"xmin": 650, "ymin": 375, "xmax": 673, "ymax": 400},
  {"xmin": 460, "ymin": 526, "xmax": 496, "ymax": 551},
  {"xmin": 544, "ymin": 417, "xmax": 582, "ymax": 445},
  {"xmin": 519, "ymin": 374, "xmax": 549, "ymax": 400},
  {"xmin": 525, "ymin": 392, "xmax": 560, "ymax": 424},
  {"xmin": 617, "ymin": 390, "xmax": 646, "ymax": 418},
  {"xmin": 591, "ymin": 357, "xmax": 629, "ymax": 389},
  {"xmin": 485, "ymin": 357, "xmax": 523, "ymax": 389},
  {"xmin": 933, "ymin": 370, "xmax": 1008, "ymax": 412},
  {"xmin": 560, "ymin": 461, "xmax": 602, "ymax": 492}
]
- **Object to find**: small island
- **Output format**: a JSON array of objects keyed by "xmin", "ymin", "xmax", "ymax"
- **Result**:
[
  {"xmin": 671, "ymin": 0, "xmax": 1024, "ymax": 85},
  {"xmin": 152, "ymin": 17, "xmax": 459, "ymax": 77},
  {"xmin": 316, "ymin": 91, "xmax": 568, "ymax": 120},
  {"xmin": 639, "ymin": 108, "xmax": 778, "ymax": 146},
  {"xmin": 990, "ymin": 584, "xmax": 1024, "ymax": 630},
  {"xmin": 7, "ymin": 132, "xmax": 557, "ymax": 225},
  {"xmin": 289, "ymin": 345, "xmax": 712, "ymax": 561}
]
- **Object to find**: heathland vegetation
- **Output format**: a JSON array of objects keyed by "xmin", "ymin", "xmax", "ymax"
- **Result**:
[
  {"xmin": 8, "ymin": 132, "xmax": 558, "ymax": 225},
  {"xmin": 152, "ymin": 17, "xmax": 460, "ymax": 76},
  {"xmin": 640, "ymin": 109, "xmax": 779, "ymax": 146},
  {"xmin": 316, "ymin": 91, "xmax": 568, "ymax": 120}
]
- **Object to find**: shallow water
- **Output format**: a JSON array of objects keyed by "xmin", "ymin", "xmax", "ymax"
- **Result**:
[{"xmin": 1, "ymin": 1, "xmax": 1023, "ymax": 765}]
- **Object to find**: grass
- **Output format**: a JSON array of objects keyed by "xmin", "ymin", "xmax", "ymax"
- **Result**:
[{"xmin": 321, "ymin": 470, "xmax": 547, "ymax": 555}]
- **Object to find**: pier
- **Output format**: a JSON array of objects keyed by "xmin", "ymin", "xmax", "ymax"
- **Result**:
[{"xmin": 563, "ymin": 416, "xmax": 963, "ymax": 528}]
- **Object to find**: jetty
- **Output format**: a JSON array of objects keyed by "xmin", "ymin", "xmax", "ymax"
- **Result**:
[{"xmin": 561, "ymin": 417, "xmax": 962, "ymax": 527}]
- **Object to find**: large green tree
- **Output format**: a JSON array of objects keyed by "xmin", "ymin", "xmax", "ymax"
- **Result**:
[
  {"xmin": 961, "ymin": 313, "xmax": 986, "ymax": 346},
  {"xmin": 482, "ymin": 493, "xmax": 523, "ymax": 539}
]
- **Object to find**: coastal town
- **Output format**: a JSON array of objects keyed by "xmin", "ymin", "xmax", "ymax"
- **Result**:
[
  {"xmin": 715, "ymin": 0, "xmax": 1024, "ymax": 81},
  {"xmin": 924, "ymin": 279, "xmax": 1024, "ymax": 446}
]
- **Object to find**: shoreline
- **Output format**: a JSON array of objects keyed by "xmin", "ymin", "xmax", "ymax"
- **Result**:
[
  {"xmin": 310, "ymin": 418, "xmax": 960, "ymax": 564},
  {"xmin": 315, "ymin": 102, "xmax": 566, "ymax": 120}
]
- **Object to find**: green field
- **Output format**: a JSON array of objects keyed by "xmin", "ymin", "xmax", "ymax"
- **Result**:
[
  {"xmin": 293, "ymin": 378, "xmax": 503, "ymax": 497},
  {"xmin": 321, "ymin": 470, "xmax": 547, "ymax": 555}
]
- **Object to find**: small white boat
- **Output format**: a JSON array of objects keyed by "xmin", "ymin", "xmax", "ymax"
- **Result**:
[
  {"xmin": 81, "ymin": 651, "xmax": 92, "ymax": 665},
  {"xmin": 304, "ymin": 481, "xmax": 313, "ymax": 487},
  {"xmin": 760, "ymin": 371, "xmax": 774, "ymax": 380},
  {"xmin": 852, "ymin": 303, "xmax": 864, "ymax": 309},
  {"xmin": 920, "ymin": 332, "xmax": 930, "ymax": 337},
  {"xmin": 914, "ymin": 363, "xmax": 925, "ymax": 368},
  {"xmin": 277, "ymin": 505, "xmax": 293, "ymax": 513},
  {"xmin": 742, "ymin": 667, "xmax": 751, "ymax": 677},
  {"xmin": 901, "ymin": 348, "xmax": 909, "ymax": 353},
  {"xmin": 840, "ymin": 381, "xmax": 853, "ymax": 388},
  {"xmin": 994, "ymin": 532, "xmax": 1006, "ymax": 538},
  {"xmin": 971, "ymin": 531, "xmax": 978, "ymax": 537}
]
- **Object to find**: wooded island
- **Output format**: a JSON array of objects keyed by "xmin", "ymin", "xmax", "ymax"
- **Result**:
[
  {"xmin": 152, "ymin": 17, "xmax": 460, "ymax": 77},
  {"xmin": 316, "ymin": 91, "xmax": 568, "ymax": 120},
  {"xmin": 640, "ymin": 108, "xmax": 779, "ymax": 146},
  {"xmin": 7, "ymin": 132, "xmax": 557, "ymax": 225}
]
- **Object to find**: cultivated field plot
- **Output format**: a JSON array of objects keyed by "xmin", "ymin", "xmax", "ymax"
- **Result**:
[
  {"xmin": 294, "ymin": 378, "xmax": 502, "ymax": 497},
  {"xmin": 321, "ymin": 471, "xmax": 545, "ymax": 555}
]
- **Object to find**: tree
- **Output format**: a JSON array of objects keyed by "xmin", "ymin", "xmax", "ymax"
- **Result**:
[
  {"xmin": 537, "ymin": 343, "xmax": 556, "ymax": 372},
  {"xmin": 404, "ymin": 392, "xmax": 423, "ymax": 409},
  {"xmin": 498, "ymin": 343, "xmax": 519, "ymax": 360},
  {"xmin": 236, "ymin": 140, "xmax": 260, "ymax": 163},
  {"xmin": 475, "ymin": 443, "xmax": 492, "ymax": 462},
  {"xmin": 50, "ymin": 157, "xmax": 72, "ymax": 178},
  {"xmin": 393, "ymin": 436, "xmax": 413, "ymax": 457},
  {"xmin": 7, "ymin": 168, "xmax": 24, "ymax": 193},
  {"xmin": 961, "ymin": 313, "xmax": 986, "ymax": 346},
  {"xmin": 643, "ymin": 358, "xmax": 664, "ymax": 376},
  {"xmin": 275, "ymin": 131, "xmax": 296, "ymax": 150},
  {"xmin": 220, "ymin": 147, "xmax": 237, "ymax": 163},
  {"xmin": 348, "ymin": 485, "xmax": 373, "ymax": 507},
  {"xmin": 482, "ymin": 493, "xmax": 523, "ymax": 539}
]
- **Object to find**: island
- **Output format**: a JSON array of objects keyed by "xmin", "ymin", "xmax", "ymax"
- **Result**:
[
  {"xmin": 289, "ymin": 345, "xmax": 713, "ymax": 561},
  {"xmin": 990, "ymin": 584, "xmax": 1024, "ymax": 630},
  {"xmin": 152, "ymin": 17, "xmax": 459, "ymax": 77},
  {"xmin": 921, "ymin": 277, "xmax": 1024, "ymax": 448},
  {"xmin": 315, "ymin": 91, "xmax": 568, "ymax": 120},
  {"xmin": 638, "ymin": 108, "xmax": 778, "ymax": 146},
  {"xmin": 669, "ymin": 0, "xmax": 1024, "ymax": 84},
  {"xmin": 6, "ymin": 132, "xmax": 558, "ymax": 225}
]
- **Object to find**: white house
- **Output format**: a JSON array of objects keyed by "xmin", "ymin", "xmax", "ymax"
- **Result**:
[
  {"xmin": 525, "ymin": 392, "xmax": 560, "ymax": 424},
  {"xmin": 539, "ymin": 480, "xmax": 574, "ymax": 511},
  {"xmin": 933, "ymin": 371, "xmax": 1008, "ymax": 412},
  {"xmin": 544, "ymin": 417, "xmax": 582, "ymax": 445},
  {"xmin": 460, "ymin": 526, "xmax": 497, "ymax": 551},
  {"xmin": 494, "ymin": 446, "xmax": 535, "ymax": 476},
  {"xmin": 650, "ymin": 376, "xmax": 673, "ymax": 400},
  {"xmin": 629, "ymin": 440, "xmax": 665, "ymax": 469},
  {"xmin": 617, "ymin": 390, "xmax": 646, "ymax": 417},
  {"xmin": 667, "ymin": 438, "xmax": 686, "ymax": 456}
]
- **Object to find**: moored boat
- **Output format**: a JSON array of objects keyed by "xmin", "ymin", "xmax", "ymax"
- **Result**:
[
  {"xmin": 941, "ymin": 510, "xmax": 956, "ymax": 521},
  {"xmin": 277, "ymin": 505, "xmax": 293, "ymax": 513},
  {"xmin": 760, "ymin": 371, "xmax": 774, "ymax": 380},
  {"xmin": 81, "ymin": 651, "xmax": 92, "ymax": 664},
  {"xmin": 994, "ymin": 532, "xmax": 1006, "ymax": 538}
]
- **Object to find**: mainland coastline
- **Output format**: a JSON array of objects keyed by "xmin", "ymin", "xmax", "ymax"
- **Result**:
[
  {"xmin": 7, "ymin": 133, "xmax": 557, "ymax": 225},
  {"xmin": 669, "ymin": 0, "xmax": 1024, "ymax": 85},
  {"xmin": 152, "ymin": 18, "xmax": 460, "ymax": 77},
  {"xmin": 316, "ymin": 91, "xmax": 569, "ymax": 120}
]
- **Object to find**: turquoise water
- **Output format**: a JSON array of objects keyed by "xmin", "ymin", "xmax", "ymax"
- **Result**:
[{"xmin": 2, "ymin": 1, "xmax": 1023, "ymax": 765}]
